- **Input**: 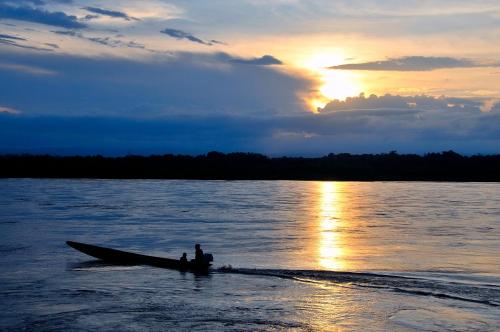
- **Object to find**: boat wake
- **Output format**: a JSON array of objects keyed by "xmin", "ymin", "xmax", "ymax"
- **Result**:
[{"xmin": 216, "ymin": 267, "xmax": 500, "ymax": 307}]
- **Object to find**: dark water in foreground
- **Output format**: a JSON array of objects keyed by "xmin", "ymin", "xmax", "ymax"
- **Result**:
[{"xmin": 0, "ymin": 179, "xmax": 499, "ymax": 331}]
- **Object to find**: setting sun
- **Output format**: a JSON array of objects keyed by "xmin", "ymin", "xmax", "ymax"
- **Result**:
[
  {"xmin": 320, "ymin": 70, "xmax": 362, "ymax": 101},
  {"xmin": 301, "ymin": 52, "xmax": 364, "ymax": 111}
]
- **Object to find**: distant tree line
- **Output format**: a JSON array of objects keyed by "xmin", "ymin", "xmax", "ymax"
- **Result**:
[{"xmin": 1, "ymin": 151, "xmax": 500, "ymax": 181}]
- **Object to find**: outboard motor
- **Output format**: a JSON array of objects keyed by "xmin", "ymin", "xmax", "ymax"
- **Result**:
[{"xmin": 204, "ymin": 253, "xmax": 214, "ymax": 263}]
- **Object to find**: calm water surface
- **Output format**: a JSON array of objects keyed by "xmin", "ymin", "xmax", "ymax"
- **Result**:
[{"xmin": 0, "ymin": 179, "xmax": 499, "ymax": 331}]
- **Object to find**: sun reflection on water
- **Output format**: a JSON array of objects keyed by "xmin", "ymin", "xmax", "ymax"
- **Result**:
[{"xmin": 318, "ymin": 182, "xmax": 346, "ymax": 270}]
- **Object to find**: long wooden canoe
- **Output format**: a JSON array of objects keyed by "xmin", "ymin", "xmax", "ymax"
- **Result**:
[{"xmin": 67, "ymin": 241, "xmax": 211, "ymax": 272}]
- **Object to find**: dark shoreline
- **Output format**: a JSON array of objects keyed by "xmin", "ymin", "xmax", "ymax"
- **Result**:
[{"xmin": 2, "ymin": 151, "xmax": 500, "ymax": 181}]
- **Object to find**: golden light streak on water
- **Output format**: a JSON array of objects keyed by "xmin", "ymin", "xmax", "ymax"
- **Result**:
[{"xmin": 317, "ymin": 182, "xmax": 346, "ymax": 270}]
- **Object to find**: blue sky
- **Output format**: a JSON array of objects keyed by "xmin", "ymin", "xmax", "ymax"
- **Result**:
[{"xmin": 1, "ymin": 0, "xmax": 499, "ymax": 155}]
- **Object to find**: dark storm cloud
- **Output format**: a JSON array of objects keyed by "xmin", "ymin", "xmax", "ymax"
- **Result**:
[
  {"xmin": 329, "ymin": 56, "xmax": 487, "ymax": 71},
  {"xmin": 320, "ymin": 93, "xmax": 481, "ymax": 113},
  {"xmin": 0, "ymin": 51, "xmax": 309, "ymax": 117},
  {"xmin": 1, "ymin": 50, "xmax": 499, "ymax": 155},
  {"xmin": 229, "ymin": 55, "xmax": 283, "ymax": 66},
  {"xmin": 83, "ymin": 6, "xmax": 136, "ymax": 21},
  {"xmin": 1, "ymin": 98, "xmax": 500, "ymax": 156},
  {"xmin": 0, "ymin": 3, "xmax": 86, "ymax": 29},
  {"xmin": 160, "ymin": 28, "xmax": 217, "ymax": 46}
]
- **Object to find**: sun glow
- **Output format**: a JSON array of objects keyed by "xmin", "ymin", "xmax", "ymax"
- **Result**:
[
  {"xmin": 301, "ymin": 52, "xmax": 363, "ymax": 111},
  {"xmin": 320, "ymin": 71, "xmax": 362, "ymax": 101}
]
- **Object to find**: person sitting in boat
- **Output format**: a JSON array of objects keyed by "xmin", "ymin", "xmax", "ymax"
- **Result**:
[
  {"xmin": 194, "ymin": 244, "xmax": 204, "ymax": 264},
  {"xmin": 179, "ymin": 252, "xmax": 188, "ymax": 265}
]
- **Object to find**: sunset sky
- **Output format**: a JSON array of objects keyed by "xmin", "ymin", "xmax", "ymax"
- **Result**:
[{"xmin": 1, "ymin": 0, "xmax": 499, "ymax": 155}]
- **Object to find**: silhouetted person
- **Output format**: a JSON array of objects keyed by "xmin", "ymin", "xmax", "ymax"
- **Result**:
[
  {"xmin": 180, "ymin": 252, "xmax": 188, "ymax": 265},
  {"xmin": 194, "ymin": 244, "xmax": 204, "ymax": 265}
]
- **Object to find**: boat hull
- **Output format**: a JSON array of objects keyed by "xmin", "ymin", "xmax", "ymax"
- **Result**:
[{"xmin": 66, "ymin": 241, "xmax": 210, "ymax": 272}]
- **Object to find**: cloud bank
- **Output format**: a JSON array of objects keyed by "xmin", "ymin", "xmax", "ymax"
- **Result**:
[
  {"xmin": 329, "ymin": 56, "xmax": 497, "ymax": 71},
  {"xmin": 1, "ymin": 105, "xmax": 499, "ymax": 156},
  {"xmin": 1, "ymin": 93, "xmax": 499, "ymax": 155},
  {"xmin": 0, "ymin": 50, "xmax": 309, "ymax": 117},
  {"xmin": 320, "ymin": 93, "xmax": 482, "ymax": 112}
]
